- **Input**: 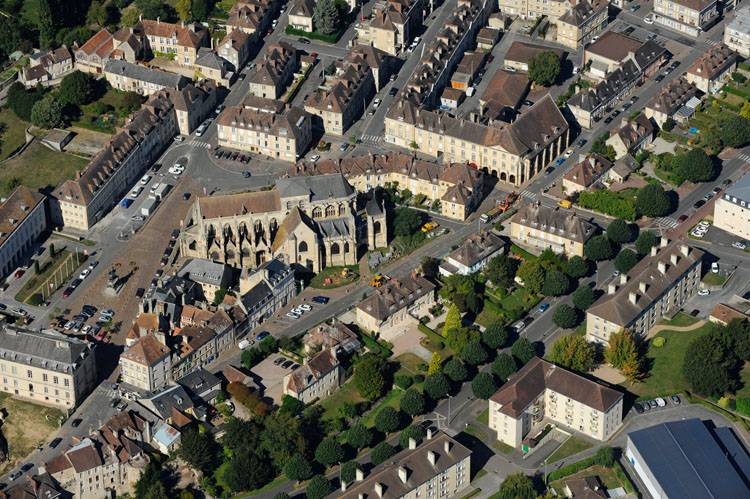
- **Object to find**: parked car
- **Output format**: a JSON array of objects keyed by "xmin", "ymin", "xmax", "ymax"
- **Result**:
[
  {"xmin": 62, "ymin": 287, "xmax": 74, "ymax": 298},
  {"xmin": 281, "ymin": 360, "xmax": 294, "ymax": 369},
  {"xmin": 733, "ymin": 241, "xmax": 747, "ymax": 250},
  {"xmin": 389, "ymin": 86, "xmax": 399, "ymax": 96},
  {"xmin": 538, "ymin": 303, "xmax": 549, "ymax": 313},
  {"xmin": 298, "ymin": 37, "xmax": 310, "ymax": 44},
  {"xmin": 49, "ymin": 437, "xmax": 62, "ymax": 449},
  {"xmin": 286, "ymin": 312, "xmax": 300, "ymax": 319},
  {"xmin": 311, "ymin": 154, "xmax": 320, "ymax": 162},
  {"xmin": 671, "ymin": 395, "xmax": 681, "ymax": 405},
  {"xmin": 693, "ymin": 200, "xmax": 705, "ymax": 209},
  {"xmin": 677, "ymin": 214, "xmax": 688, "ymax": 223},
  {"xmin": 255, "ymin": 331, "xmax": 270, "ymax": 341},
  {"xmin": 711, "ymin": 261, "xmax": 719, "ymax": 273},
  {"xmin": 71, "ymin": 418, "xmax": 82, "ymax": 427},
  {"xmin": 712, "ymin": 186, "xmax": 722, "ymax": 194},
  {"xmin": 312, "ymin": 295, "xmax": 329, "ymax": 304},
  {"xmin": 633, "ymin": 403, "xmax": 644, "ymax": 414}
]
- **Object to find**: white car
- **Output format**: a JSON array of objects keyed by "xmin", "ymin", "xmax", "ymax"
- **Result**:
[
  {"xmin": 298, "ymin": 304, "xmax": 312, "ymax": 311},
  {"xmin": 150, "ymin": 183, "xmax": 160, "ymax": 194},
  {"xmin": 311, "ymin": 154, "xmax": 320, "ymax": 162},
  {"xmin": 173, "ymin": 135, "xmax": 185, "ymax": 142},
  {"xmin": 564, "ymin": 148, "xmax": 574, "ymax": 158},
  {"xmin": 292, "ymin": 307, "xmax": 305, "ymax": 315},
  {"xmin": 698, "ymin": 289, "xmax": 710, "ymax": 296},
  {"xmin": 286, "ymin": 312, "xmax": 300, "ymax": 319},
  {"xmin": 238, "ymin": 339, "xmax": 252, "ymax": 350},
  {"xmin": 513, "ymin": 321, "xmax": 526, "ymax": 333},
  {"xmin": 140, "ymin": 174, "xmax": 151, "ymax": 185},
  {"xmin": 655, "ymin": 397, "xmax": 667, "ymax": 407},
  {"xmin": 711, "ymin": 262, "xmax": 719, "ymax": 273},
  {"xmin": 195, "ymin": 124, "xmax": 207, "ymax": 137},
  {"xmin": 644, "ymin": 15, "xmax": 654, "ymax": 24},
  {"xmin": 130, "ymin": 186, "xmax": 143, "ymax": 198},
  {"xmin": 169, "ymin": 167, "xmax": 184, "ymax": 175},
  {"xmin": 733, "ymin": 241, "xmax": 747, "ymax": 250},
  {"xmin": 78, "ymin": 268, "xmax": 91, "ymax": 280}
]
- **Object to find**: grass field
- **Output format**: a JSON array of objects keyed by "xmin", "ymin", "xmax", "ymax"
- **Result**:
[
  {"xmin": 72, "ymin": 88, "xmax": 144, "ymax": 133},
  {"xmin": 547, "ymin": 436, "xmax": 593, "ymax": 463},
  {"xmin": 0, "ymin": 142, "xmax": 88, "ymax": 197},
  {"xmin": 628, "ymin": 323, "xmax": 715, "ymax": 400},
  {"xmin": 309, "ymin": 265, "xmax": 359, "ymax": 289},
  {"xmin": 735, "ymin": 364, "xmax": 750, "ymax": 398},
  {"xmin": 319, "ymin": 380, "xmax": 364, "ymax": 421},
  {"xmin": 549, "ymin": 465, "xmax": 625, "ymax": 496},
  {"xmin": 702, "ymin": 272, "xmax": 727, "ymax": 286},
  {"xmin": 0, "ymin": 109, "xmax": 29, "ymax": 162},
  {"xmin": 661, "ymin": 312, "xmax": 700, "ymax": 328},
  {"xmin": 0, "ymin": 393, "xmax": 64, "ymax": 476}
]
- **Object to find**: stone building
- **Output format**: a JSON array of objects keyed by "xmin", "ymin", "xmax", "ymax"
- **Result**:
[{"xmin": 509, "ymin": 202, "xmax": 596, "ymax": 257}]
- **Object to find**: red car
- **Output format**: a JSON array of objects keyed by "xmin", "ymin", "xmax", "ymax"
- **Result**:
[
  {"xmin": 677, "ymin": 214, "xmax": 688, "ymax": 223},
  {"xmin": 14, "ymin": 269, "xmax": 24, "ymax": 279},
  {"xmin": 487, "ymin": 55, "xmax": 495, "ymax": 63},
  {"xmin": 62, "ymin": 287, "xmax": 74, "ymax": 298},
  {"xmin": 310, "ymin": 52, "xmax": 318, "ymax": 59}
]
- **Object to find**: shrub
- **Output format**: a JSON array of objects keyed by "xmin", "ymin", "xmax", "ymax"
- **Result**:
[
  {"xmin": 394, "ymin": 374, "xmax": 413, "ymax": 389},
  {"xmin": 652, "ymin": 336, "xmax": 666, "ymax": 347}
]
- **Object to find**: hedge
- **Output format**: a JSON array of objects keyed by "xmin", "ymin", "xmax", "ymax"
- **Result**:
[
  {"xmin": 360, "ymin": 333, "xmax": 393, "ymax": 358},
  {"xmin": 547, "ymin": 447, "xmax": 615, "ymax": 482},
  {"xmin": 285, "ymin": 25, "xmax": 343, "ymax": 43}
]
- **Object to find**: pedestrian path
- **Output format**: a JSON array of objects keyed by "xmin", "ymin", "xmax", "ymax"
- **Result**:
[
  {"xmin": 738, "ymin": 153, "xmax": 750, "ymax": 163},
  {"xmin": 188, "ymin": 140, "xmax": 211, "ymax": 149},
  {"xmin": 655, "ymin": 216, "xmax": 679, "ymax": 229},
  {"xmin": 519, "ymin": 189, "xmax": 537, "ymax": 201},
  {"xmin": 703, "ymin": 39, "xmax": 721, "ymax": 47},
  {"xmin": 95, "ymin": 384, "xmax": 118, "ymax": 400},
  {"xmin": 360, "ymin": 134, "xmax": 383, "ymax": 144}
]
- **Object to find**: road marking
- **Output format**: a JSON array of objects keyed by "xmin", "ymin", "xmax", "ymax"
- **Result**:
[
  {"xmin": 738, "ymin": 154, "xmax": 750, "ymax": 163},
  {"xmin": 188, "ymin": 140, "xmax": 212, "ymax": 149},
  {"xmin": 655, "ymin": 217, "xmax": 678, "ymax": 229},
  {"xmin": 360, "ymin": 134, "xmax": 383, "ymax": 144},
  {"xmin": 520, "ymin": 189, "xmax": 537, "ymax": 201}
]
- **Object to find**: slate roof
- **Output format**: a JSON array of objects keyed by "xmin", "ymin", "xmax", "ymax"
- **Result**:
[
  {"xmin": 136, "ymin": 19, "xmax": 208, "ymax": 49},
  {"xmin": 0, "ymin": 326, "xmax": 94, "ymax": 374},
  {"xmin": 568, "ymin": 60, "xmax": 640, "ymax": 112},
  {"xmin": 563, "ymin": 154, "xmax": 612, "ymax": 188},
  {"xmin": 559, "ymin": 0, "xmax": 607, "ymax": 27},
  {"xmin": 177, "ymin": 258, "xmax": 232, "ymax": 287},
  {"xmin": 249, "ymin": 41, "xmax": 296, "ymax": 86},
  {"xmin": 445, "ymin": 231, "xmax": 505, "ymax": 267},
  {"xmin": 139, "ymin": 384, "xmax": 194, "ymax": 419},
  {"xmin": 646, "ymin": 78, "xmax": 700, "ymax": 115},
  {"xmin": 490, "ymin": 357, "xmax": 623, "ymax": 417},
  {"xmin": 121, "ymin": 334, "xmax": 171, "ymax": 367},
  {"xmin": 627, "ymin": 419, "xmax": 750, "ymax": 498},
  {"xmin": 216, "ymin": 104, "xmax": 309, "ymax": 143},
  {"xmin": 195, "ymin": 47, "xmax": 228, "ymax": 71},
  {"xmin": 510, "ymin": 202, "xmax": 597, "ymax": 243},
  {"xmin": 724, "ymin": 170, "xmax": 750, "ymax": 203},
  {"xmin": 688, "ymin": 43, "xmax": 738, "ymax": 80},
  {"xmin": 285, "ymin": 348, "xmax": 340, "ymax": 394},
  {"xmin": 0, "ymin": 186, "xmax": 45, "ymax": 248},
  {"xmin": 276, "ymin": 173, "xmax": 355, "ymax": 201},
  {"xmin": 1, "ymin": 473, "xmax": 64, "ymax": 499},
  {"xmin": 610, "ymin": 113, "xmax": 654, "ymax": 150},
  {"xmin": 104, "ymin": 60, "xmax": 187, "ymax": 88},
  {"xmin": 357, "ymin": 274, "xmax": 435, "ymax": 321}
]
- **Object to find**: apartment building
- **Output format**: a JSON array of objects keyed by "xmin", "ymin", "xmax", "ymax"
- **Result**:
[
  {"xmin": 119, "ymin": 334, "xmax": 172, "ymax": 392},
  {"xmin": 176, "ymin": 258, "xmax": 233, "ymax": 303},
  {"xmin": 216, "ymin": 104, "xmax": 312, "ymax": 162},
  {"xmin": 584, "ymin": 31, "xmax": 649, "ymax": 79},
  {"xmin": 586, "ymin": 239, "xmax": 703, "ymax": 343},
  {"xmin": 303, "ymin": 320, "xmax": 362, "ymax": 355},
  {"xmin": 606, "ymin": 113, "xmax": 655, "ymax": 160},
  {"xmin": 562, "ymin": 154, "xmax": 612, "ymax": 196},
  {"xmin": 334, "ymin": 431, "xmax": 471, "ymax": 499},
  {"xmin": 227, "ymin": 0, "xmax": 276, "ymax": 37},
  {"xmin": 104, "ymin": 60, "xmax": 189, "ymax": 95},
  {"xmin": 556, "ymin": 0, "xmax": 608, "ymax": 50},
  {"xmin": 136, "ymin": 18, "xmax": 209, "ymax": 65},
  {"xmin": 714, "ymin": 171, "xmax": 750, "ymax": 239},
  {"xmin": 288, "ymin": 0, "xmax": 315, "ymax": 32},
  {"xmin": 19, "ymin": 46, "xmax": 74, "ymax": 87},
  {"xmin": 509, "ymin": 202, "xmax": 596, "ymax": 257},
  {"xmin": 725, "ymin": 5, "xmax": 750, "ymax": 57},
  {"xmin": 439, "ymin": 232, "xmax": 506, "ymax": 277},
  {"xmin": 219, "ymin": 29, "xmax": 252, "ymax": 71},
  {"xmin": 248, "ymin": 41, "xmax": 298, "ymax": 99},
  {"xmin": 0, "ymin": 186, "xmax": 47, "ymax": 280},
  {"xmin": 304, "ymin": 49, "xmax": 380, "ymax": 136},
  {"xmin": 164, "ymin": 81, "xmax": 218, "ymax": 135},
  {"xmin": 386, "ymin": 95, "xmax": 569, "ymax": 187},
  {"xmin": 644, "ymin": 78, "xmax": 701, "ymax": 127},
  {"xmin": 653, "ymin": 0, "xmax": 718, "ymax": 37},
  {"xmin": 356, "ymin": 274, "xmax": 436, "ymax": 339},
  {"xmin": 0, "ymin": 326, "xmax": 97, "ymax": 410},
  {"xmin": 194, "ymin": 48, "xmax": 233, "ymax": 87},
  {"xmin": 685, "ymin": 43, "xmax": 738, "ymax": 94},
  {"xmin": 489, "ymin": 357, "xmax": 624, "ymax": 449},
  {"xmin": 51, "ymin": 90, "xmax": 178, "ymax": 231},
  {"xmin": 356, "ymin": 0, "xmax": 423, "ymax": 55},
  {"xmin": 234, "ymin": 258, "xmax": 297, "ymax": 331},
  {"xmin": 74, "ymin": 27, "xmax": 146, "ymax": 74},
  {"xmin": 290, "ymin": 152, "xmax": 484, "ymax": 220},
  {"xmin": 283, "ymin": 348, "xmax": 343, "ymax": 403}
]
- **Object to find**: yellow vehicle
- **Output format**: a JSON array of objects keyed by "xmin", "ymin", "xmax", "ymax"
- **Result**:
[
  {"xmin": 421, "ymin": 221, "xmax": 439, "ymax": 233},
  {"xmin": 558, "ymin": 199, "xmax": 573, "ymax": 209},
  {"xmin": 370, "ymin": 274, "xmax": 385, "ymax": 287}
]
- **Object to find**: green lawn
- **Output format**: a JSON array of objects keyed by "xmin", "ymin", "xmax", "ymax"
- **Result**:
[
  {"xmin": 309, "ymin": 265, "xmax": 359, "ymax": 289},
  {"xmin": 72, "ymin": 88, "xmax": 144, "ymax": 133},
  {"xmin": 702, "ymin": 273, "xmax": 727, "ymax": 286},
  {"xmin": 510, "ymin": 244, "xmax": 536, "ymax": 261},
  {"xmin": 661, "ymin": 312, "xmax": 700, "ymax": 328},
  {"xmin": 476, "ymin": 408, "xmax": 489, "ymax": 425},
  {"xmin": 735, "ymin": 363, "xmax": 750, "ymax": 398},
  {"xmin": 547, "ymin": 436, "xmax": 593, "ymax": 463},
  {"xmin": 319, "ymin": 380, "xmax": 365, "ymax": 421},
  {"xmin": 628, "ymin": 323, "xmax": 716, "ymax": 400},
  {"xmin": 394, "ymin": 353, "xmax": 424, "ymax": 376},
  {"xmin": 549, "ymin": 465, "xmax": 625, "ymax": 496},
  {"xmin": 0, "ymin": 108, "xmax": 29, "ymax": 161},
  {"xmin": 0, "ymin": 142, "xmax": 89, "ymax": 197},
  {"xmin": 477, "ymin": 287, "xmax": 540, "ymax": 327},
  {"xmin": 361, "ymin": 388, "xmax": 407, "ymax": 428},
  {"xmin": 492, "ymin": 440, "xmax": 515, "ymax": 455}
]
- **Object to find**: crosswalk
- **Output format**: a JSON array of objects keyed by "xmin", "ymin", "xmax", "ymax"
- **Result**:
[
  {"xmin": 188, "ymin": 140, "xmax": 212, "ymax": 149},
  {"xmin": 738, "ymin": 153, "xmax": 750, "ymax": 163},
  {"xmin": 655, "ymin": 217, "xmax": 679, "ymax": 229},
  {"xmin": 519, "ymin": 189, "xmax": 537, "ymax": 201},
  {"xmin": 360, "ymin": 134, "xmax": 383, "ymax": 144},
  {"xmin": 95, "ymin": 385, "xmax": 118, "ymax": 399},
  {"xmin": 703, "ymin": 39, "xmax": 721, "ymax": 47}
]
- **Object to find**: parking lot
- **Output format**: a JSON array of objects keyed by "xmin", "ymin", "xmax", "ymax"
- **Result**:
[
  {"xmin": 633, "ymin": 394, "xmax": 683, "ymax": 414},
  {"xmin": 249, "ymin": 353, "xmax": 301, "ymax": 404}
]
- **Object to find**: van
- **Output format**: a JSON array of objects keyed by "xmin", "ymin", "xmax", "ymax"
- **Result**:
[
  {"xmin": 558, "ymin": 199, "xmax": 572, "ymax": 209},
  {"xmin": 238, "ymin": 339, "xmax": 251, "ymax": 350},
  {"xmin": 466, "ymin": 86, "xmax": 476, "ymax": 97}
]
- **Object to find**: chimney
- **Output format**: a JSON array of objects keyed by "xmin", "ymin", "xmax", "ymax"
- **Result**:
[
  {"xmin": 409, "ymin": 437, "xmax": 417, "ymax": 449},
  {"xmin": 428, "ymin": 450, "xmax": 437, "ymax": 466},
  {"xmin": 658, "ymin": 261, "xmax": 667, "ymax": 274},
  {"xmin": 660, "ymin": 236, "xmax": 669, "ymax": 248},
  {"xmin": 670, "ymin": 253, "xmax": 679, "ymax": 266},
  {"xmin": 398, "ymin": 466, "xmax": 409, "ymax": 484},
  {"xmin": 651, "ymin": 245, "xmax": 658, "ymax": 257},
  {"xmin": 619, "ymin": 274, "xmax": 628, "ymax": 285},
  {"xmin": 375, "ymin": 482, "xmax": 384, "ymax": 498},
  {"xmin": 427, "ymin": 428, "xmax": 434, "ymax": 440},
  {"xmin": 341, "ymin": 481, "xmax": 348, "ymax": 492},
  {"xmin": 628, "ymin": 292, "xmax": 638, "ymax": 304},
  {"xmin": 680, "ymin": 244, "xmax": 690, "ymax": 257},
  {"xmin": 157, "ymin": 16, "xmax": 160, "ymax": 24},
  {"xmin": 444, "ymin": 440, "xmax": 452, "ymax": 454},
  {"xmin": 355, "ymin": 468, "xmax": 364, "ymax": 482},
  {"xmin": 608, "ymin": 283, "xmax": 617, "ymax": 295},
  {"xmin": 639, "ymin": 281, "xmax": 647, "ymax": 293}
]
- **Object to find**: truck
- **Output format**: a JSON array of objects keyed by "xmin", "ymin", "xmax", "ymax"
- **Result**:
[{"xmin": 480, "ymin": 191, "xmax": 518, "ymax": 223}]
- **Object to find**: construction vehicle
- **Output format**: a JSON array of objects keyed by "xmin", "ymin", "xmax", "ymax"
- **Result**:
[
  {"xmin": 480, "ymin": 191, "xmax": 518, "ymax": 223},
  {"xmin": 421, "ymin": 221, "xmax": 439, "ymax": 233},
  {"xmin": 369, "ymin": 274, "xmax": 385, "ymax": 287}
]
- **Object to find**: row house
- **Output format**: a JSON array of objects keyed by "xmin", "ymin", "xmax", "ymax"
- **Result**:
[
  {"xmin": 74, "ymin": 26, "xmax": 146, "ymax": 74},
  {"xmin": 653, "ymin": 0, "xmax": 719, "ymax": 37},
  {"xmin": 356, "ymin": 0, "xmax": 423, "ymax": 55},
  {"xmin": 644, "ymin": 78, "xmax": 701, "ymax": 127},
  {"xmin": 509, "ymin": 202, "xmax": 597, "ymax": 257},
  {"xmin": 19, "ymin": 46, "xmax": 74, "ymax": 87},
  {"xmin": 685, "ymin": 43, "xmax": 738, "ymax": 94},
  {"xmin": 103, "ymin": 60, "xmax": 189, "ymax": 95},
  {"xmin": 606, "ymin": 113, "xmax": 655, "ymax": 160},
  {"xmin": 0, "ymin": 186, "xmax": 47, "ymax": 280},
  {"xmin": 227, "ymin": 0, "xmax": 277, "ymax": 38},
  {"xmin": 248, "ymin": 41, "xmax": 299, "ymax": 99}
]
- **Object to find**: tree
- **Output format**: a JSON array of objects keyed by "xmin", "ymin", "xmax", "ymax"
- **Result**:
[
  {"xmin": 460, "ymin": 340, "xmax": 488, "ymax": 366},
  {"xmin": 636, "ymin": 184, "xmax": 673, "ymax": 217},
  {"xmin": 421, "ymin": 256, "xmax": 439, "ymax": 279},
  {"xmin": 528, "ymin": 51, "xmax": 561, "ymax": 86},
  {"xmin": 38, "ymin": 0, "xmax": 56, "ymax": 49},
  {"xmin": 565, "ymin": 256, "xmax": 590, "ymax": 279},
  {"xmin": 606, "ymin": 219, "xmax": 635, "ymax": 244},
  {"xmin": 399, "ymin": 425, "xmax": 427, "ymax": 449},
  {"xmin": 472, "ymin": 372, "xmax": 498, "ymax": 399},
  {"xmin": 59, "ymin": 71, "xmax": 96, "ymax": 106},
  {"xmin": 675, "ymin": 148, "xmax": 717, "ymax": 183},
  {"xmin": 122, "ymin": 91, "xmax": 144, "ymax": 113},
  {"xmin": 443, "ymin": 358, "xmax": 468, "ymax": 383},
  {"xmin": 313, "ymin": 0, "xmax": 341, "ymax": 35},
  {"xmin": 260, "ymin": 411, "xmax": 306, "ymax": 471},
  {"xmin": 427, "ymin": 352, "xmax": 442, "ymax": 375},
  {"xmin": 663, "ymin": 116, "xmax": 677, "ymax": 131},
  {"xmin": 492, "ymin": 353, "xmax": 517, "ymax": 382},
  {"xmin": 192, "ymin": 0, "xmax": 210, "ymax": 20},
  {"xmin": 572, "ymin": 285, "xmax": 596, "ymax": 311},
  {"xmin": 240, "ymin": 348, "xmax": 263, "ymax": 369},
  {"xmin": 683, "ymin": 331, "xmax": 739, "ymax": 397},
  {"xmin": 542, "ymin": 270, "xmax": 570, "ymax": 297},
  {"xmin": 553, "ymin": 304, "xmax": 580, "ymax": 329},
  {"xmin": 485, "ymin": 254, "xmax": 518, "ymax": 288},
  {"xmin": 517, "ymin": 260, "xmax": 545, "ymax": 294},
  {"xmin": 87, "ymin": 0, "xmax": 107, "ymax": 25},
  {"xmin": 135, "ymin": 462, "xmax": 167, "ymax": 499},
  {"xmin": 720, "ymin": 114, "xmax": 750, "ymax": 148},
  {"xmin": 585, "ymin": 235, "xmax": 615, "ymax": 261},
  {"xmin": 346, "ymin": 423, "xmax": 373, "ymax": 449},
  {"xmin": 605, "ymin": 330, "xmax": 641, "ymax": 382},
  {"xmin": 726, "ymin": 319, "xmax": 750, "ymax": 361},
  {"xmin": 7, "ymin": 83, "xmax": 44, "ymax": 121},
  {"xmin": 393, "ymin": 207, "xmax": 423, "ymax": 237},
  {"xmin": 175, "ymin": 0, "xmax": 192, "ymax": 20},
  {"xmin": 283, "ymin": 453, "xmax": 313, "ymax": 482},
  {"xmin": 512, "ymin": 338, "xmax": 536, "ymax": 365},
  {"xmin": 31, "ymin": 95, "xmax": 64, "ymax": 129},
  {"xmin": 178, "ymin": 428, "xmax": 218, "ymax": 473},
  {"xmin": 400, "ymin": 388, "xmax": 426, "ymax": 417},
  {"xmin": 371, "ymin": 442, "xmax": 397, "ymax": 465},
  {"xmin": 445, "ymin": 327, "xmax": 480, "ymax": 352},
  {"xmin": 375, "ymin": 406, "xmax": 402, "ymax": 434},
  {"xmin": 442, "ymin": 302, "xmax": 462, "ymax": 337},
  {"xmin": 497, "ymin": 473, "xmax": 537, "ymax": 499},
  {"xmin": 306, "ymin": 475, "xmax": 332, "ymax": 499},
  {"xmin": 483, "ymin": 322, "xmax": 508, "ymax": 349},
  {"xmin": 548, "ymin": 335, "xmax": 596, "ymax": 372},
  {"xmin": 424, "ymin": 373, "xmax": 451, "ymax": 400},
  {"xmin": 353, "ymin": 353, "xmax": 386, "ymax": 400},
  {"xmin": 341, "ymin": 461, "xmax": 358, "ymax": 485},
  {"xmin": 614, "ymin": 249, "xmax": 639, "ymax": 274},
  {"xmin": 121, "ymin": 5, "xmax": 141, "ymax": 26},
  {"xmin": 0, "ymin": 18, "xmax": 22, "ymax": 62},
  {"xmin": 315, "ymin": 437, "xmax": 345, "ymax": 467},
  {"xmin": 635, "ymin": 230, "xmax": 658, "ymax": 256}
]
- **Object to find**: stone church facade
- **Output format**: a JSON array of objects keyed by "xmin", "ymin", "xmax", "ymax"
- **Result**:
[{"xmin": 179, "ymin": 174, "xmax": 386, "ymax": 272}]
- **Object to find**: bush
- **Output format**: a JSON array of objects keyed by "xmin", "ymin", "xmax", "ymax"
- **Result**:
[
  {"xmin": 578, "ymin": 190, "xmax": 636, "ymax": 220},
  {"xmin": 394, "ymin": 374, "xmax": 413, "ymax": 389},
  {"xmin": 652, "ymin": 336, "xmax": 666, "ymax": 347},
  {"xmin": 636, "ymin": 184, "xmax": 674, "ymax": 217},
  {"xmin": 548, "ymin": 447, "xmax": 616, "ymax": 481}
]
